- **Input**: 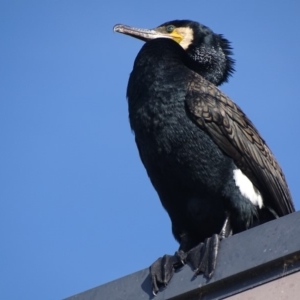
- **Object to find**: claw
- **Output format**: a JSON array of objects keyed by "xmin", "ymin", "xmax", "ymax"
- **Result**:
[{"xmin": 175, "ymin": 250, "xmax": 187, "ymax": 267}]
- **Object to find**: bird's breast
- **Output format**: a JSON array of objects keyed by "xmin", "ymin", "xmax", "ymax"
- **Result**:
[{"xmin": 131, "ymin": 97, "xmax": 232, "ymax": 189}]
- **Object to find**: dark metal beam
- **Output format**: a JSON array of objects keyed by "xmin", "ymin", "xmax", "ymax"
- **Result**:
[{"xmin": 65, "ymin": 211, "xmax": 300, "ymax": 300}]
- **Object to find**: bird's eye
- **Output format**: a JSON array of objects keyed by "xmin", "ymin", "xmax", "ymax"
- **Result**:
[{"xmin": 166, "ymin": 25, "xmax": 175, "ymax": 33}]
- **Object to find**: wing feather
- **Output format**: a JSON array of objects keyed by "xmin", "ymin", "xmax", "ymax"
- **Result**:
[{"xmin": 185, "ymin": 76, "xmax": 294, "ymax": 216}]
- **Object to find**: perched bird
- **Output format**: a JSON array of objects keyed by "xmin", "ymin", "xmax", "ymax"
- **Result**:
[{"xmin": 113, "ymin": 20, "xmax": 295, "ymax": 294}]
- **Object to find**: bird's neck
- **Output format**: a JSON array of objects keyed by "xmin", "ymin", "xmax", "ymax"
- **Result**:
[
  {"xmin": 186, "ymin": 44, "xmax": 228, "ymax": 86},
  {"xmin": 127, "ymin": 39, "xmax": 188, "ymax": 134}
]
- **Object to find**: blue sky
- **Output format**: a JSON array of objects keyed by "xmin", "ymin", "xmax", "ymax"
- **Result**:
[{"xmin": 1, "ymin": 1, "xmax": 299, "ymax": 299}]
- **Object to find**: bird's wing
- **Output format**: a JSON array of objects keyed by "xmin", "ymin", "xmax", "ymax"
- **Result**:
[{"xmin": 185, "ymin": 76, "xmax": 294, "ymax": 216}]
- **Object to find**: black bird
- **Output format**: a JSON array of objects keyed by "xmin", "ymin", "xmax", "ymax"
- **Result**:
[{"xmin": 113, "ymin": 20, "xmax": 295, "ymax": 294}]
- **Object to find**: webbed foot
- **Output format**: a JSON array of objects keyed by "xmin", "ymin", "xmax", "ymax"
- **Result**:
[
  {"xmin": 187, "ymin": 214, "xmax": 232, "ymax": 278},
  {"xmin": 187, "ymin": 234, "xmax": 219, "ymax": 278},
  {"xmin": 150, "ymin": 214, "xmax": 232, "ymax": 295},
  {"xmin": 150, "ymin": 250, "xmax": 186, "ymax": 295}
]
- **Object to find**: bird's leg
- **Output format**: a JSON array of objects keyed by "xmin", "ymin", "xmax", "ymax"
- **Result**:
[
  {"xmin": 187, "ymin": 213, "xmax": 232, "ymax": 278},
  {"xmin": 219, "ymin": 213, "xmax": 233, "ymax": 239}
]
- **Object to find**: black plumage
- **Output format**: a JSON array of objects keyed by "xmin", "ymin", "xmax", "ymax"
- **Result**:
[{"xmin": 114, "ymin": 20, "xmax": 295, "ymax": 294}]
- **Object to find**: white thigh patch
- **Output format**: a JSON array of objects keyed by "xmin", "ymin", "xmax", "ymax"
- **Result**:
[{"xmin": 233, "ymin": 169, "xmax": 263, "ymax": 209}]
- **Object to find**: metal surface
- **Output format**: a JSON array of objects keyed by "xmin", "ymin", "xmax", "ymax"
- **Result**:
[
  {"xmin": 64, "ymin": 211, "xmax": 300, "ymax": 300},
  {"xmin": 224, "ymin": 271, "xmax": 300, "ymax": 300}
]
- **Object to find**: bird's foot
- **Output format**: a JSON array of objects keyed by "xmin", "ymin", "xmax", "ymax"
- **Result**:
[
  {"xmin": 150, "ymin": 215, "xmax": 232, "ymax": 295},
  {"xmin": 150, "ymin": 250, "xmax": 187, "ymax": 295},
  {"xmin": 149, "ymin": 237, "xmax": 219, "ymax": 296},
  {"xmin": 187, "ymin": 234, "xmax": 219, "ymax": 278},
  {"xmin": 187, "ymin": 214, "xmax": 232, "ymax": 278}
]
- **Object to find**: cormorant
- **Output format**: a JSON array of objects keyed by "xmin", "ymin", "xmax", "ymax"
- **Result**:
[{"xmin": 113, "ymin": 20, "xmax": 295, "ymax": 295}]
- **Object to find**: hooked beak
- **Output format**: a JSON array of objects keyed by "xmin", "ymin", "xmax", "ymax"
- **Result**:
[{"xmin": 113, "ymin": 24, "xmax": 174, "ymax": 42}]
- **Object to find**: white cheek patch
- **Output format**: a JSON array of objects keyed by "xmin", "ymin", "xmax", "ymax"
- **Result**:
[
  {"xmin": 177, "ymin": 27, "xmax": 194, "ymax": 50},
  {"xmin": 233, "ymin": 169, "xmax": 263, "ymax": 209}
]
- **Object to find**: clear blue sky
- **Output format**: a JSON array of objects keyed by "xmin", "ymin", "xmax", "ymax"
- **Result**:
[{"xmin": 1, "ymin": 1, "xmax": 299, "ymax": 299}]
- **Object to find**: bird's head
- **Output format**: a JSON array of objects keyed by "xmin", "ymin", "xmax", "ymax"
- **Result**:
[{"xmin": 114, "ymin": 20, "xmax": 235, "ymax": 86}]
